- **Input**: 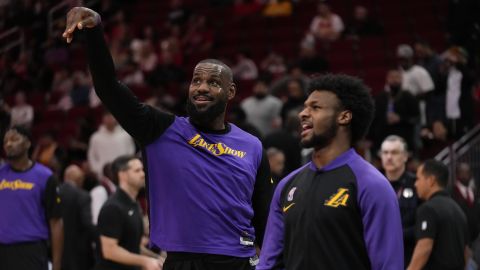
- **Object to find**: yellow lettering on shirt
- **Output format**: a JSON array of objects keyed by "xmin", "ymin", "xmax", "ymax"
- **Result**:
[
  {"xmin": 324, "ymin": 188, "xmax": 349, "ymax": 208},
  {"xmin": 0, "ymin": 179, "xmax": 35, "ymax": 191},
  {"xmin": 188, "ymin": 134, "xmax": 247, "ymax": 158}
]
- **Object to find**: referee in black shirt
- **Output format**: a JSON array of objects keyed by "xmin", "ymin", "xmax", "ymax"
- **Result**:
[{"xmin": 408, "ymin": 159, "xmax": 468, "ymax": 270}]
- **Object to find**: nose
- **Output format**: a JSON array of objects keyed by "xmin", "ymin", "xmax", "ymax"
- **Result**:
[{"xmin": 299, "ymin": 107, "xmax": 308, "ymax": 119}]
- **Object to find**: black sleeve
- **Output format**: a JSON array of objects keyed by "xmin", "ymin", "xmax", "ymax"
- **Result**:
[
  {"xmin": 252, "ymin": 149, "xmax": 275, "ymax": 248},
  {"xmin": 415, "ymin": 205, "xmax": 437, "ymax": 240},
  {"xmin": 97, "ymin": 204, "xmax": 123, "ymax": 239},
  {"xmin": 44, "ymin": 176, "xmax": 62, "ymax": 220},
  {"xmin": 82, "ymin": 26, "xmax": 174, "ymax": 146}
]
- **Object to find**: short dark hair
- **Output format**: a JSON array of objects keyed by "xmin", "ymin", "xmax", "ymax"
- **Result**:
[
  {"xmin": 421, "ymin": 159, "xmax": 449, "ymax": 188},
  {"xmin": 307, "ymin": 74, "xmax": 374, "ymax": 145},
  {"xmin": 111, "ymin": 155, "xmax": 138, "ymax": 178},
  {"xmin": 9, "ymin": 125, "xmax": 32, "ymax": 142},
  {"xmin": 197, "ymin": 59, "xmax": 233, "ymax": 81}
]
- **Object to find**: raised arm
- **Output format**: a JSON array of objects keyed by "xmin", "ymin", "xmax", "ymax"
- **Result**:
[{"xmin": 63, "ymin": 7, "xmax": 174, "ymax": 146}]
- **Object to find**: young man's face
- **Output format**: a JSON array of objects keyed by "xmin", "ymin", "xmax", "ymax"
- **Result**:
[
  {"xmin": 187, "ymin": 63, "xmax": 234, "ymax": 122},
  {"xmin": 299, "ymin": 90, "xmax": 340, "ymax": 149},
  {"xmin": 3, "ymin": 130, "xmax": 30, "ymax": 160},
  {"xmin": 380, "ymin": 140, "xmax": 408, "ymax": 175}
]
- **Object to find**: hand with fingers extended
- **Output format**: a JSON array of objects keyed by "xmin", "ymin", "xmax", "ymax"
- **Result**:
[{"xmin": 62, "ymin": 7, "xmax": 101, "ymax": 43}]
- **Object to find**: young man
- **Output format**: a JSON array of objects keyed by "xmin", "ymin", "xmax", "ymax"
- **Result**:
[
  {"xmin": 96, "ymin": 155, "xmax": 160, "ymax": 270},
  {"xmin": 258, "ymin": 74, "xmax": 404, "ymax": 270},
  {"xmin": 63, "ymin": 7, "xmax": 272, "ymax": 270},
  {"xmin": 380, "ymin": 135, "xmax": 419, "ymax": 264},
  {"xmin": 407, "ymin": 160, "xmax": 468, "ymax": 270},
  {"xmin": 0, "ymin": 126, "xmax": 63, "ymax": 270}
]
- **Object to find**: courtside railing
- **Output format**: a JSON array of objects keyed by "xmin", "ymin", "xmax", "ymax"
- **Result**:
[{"xmin": 436, "ymin": 124, "xmax": 480, "ymax": 185}]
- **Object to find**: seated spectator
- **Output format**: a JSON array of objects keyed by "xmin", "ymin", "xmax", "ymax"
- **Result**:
[
  {"xmin": 9, "ymin": 91, "xmax": 34, "ymax": 128},
  {"xmin": 232, "ymin": 51, "xmax": 259, "ymax": 80},
  {"xmin": 344, "ymin": 5, "xmax": 383, "ymax": 38},
  {"xmin": 280, "ymin": 78, "xmax": 306, "ymax": 122},
  {"xmin": 308, "ymin": 2, "xmax": 344, "ymax": 42},
  {"xmin": 260, "ymin": 51, "xmax": 287, "ymax": 79},
  {"xmin": 70, "ymin": 71, "xmax": 91, "ymax": 107},
  {"xmin": 296, "ymin": 41, "xmax": 329, "ymax": 75}
]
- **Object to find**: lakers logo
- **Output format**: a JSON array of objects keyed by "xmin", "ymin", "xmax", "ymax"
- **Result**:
[
  {"xmin": 324, "ymin": 188, "xmax": 349, "ymax": 208},
  {"xmin": 188, "ymin": 134, "xmax": 246, "ymax": 158}
]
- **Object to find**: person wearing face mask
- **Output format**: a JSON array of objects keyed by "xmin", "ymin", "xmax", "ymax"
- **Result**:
[
  {"xmin": 241, "ymin": 78, "xmax": 283, "ymax": 137},
  {"xmin": 371, "ymin": 70, "xmax": 420, "ymax": 154}
]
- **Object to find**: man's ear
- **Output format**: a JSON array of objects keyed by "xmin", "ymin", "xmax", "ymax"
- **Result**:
[
  {"xmin": 228, "ymin": 83, "xmax": 236, "ymax": 100},
  {"xmin": 338, "ymin": 110, "xmax": 352, "ymax": 126}
]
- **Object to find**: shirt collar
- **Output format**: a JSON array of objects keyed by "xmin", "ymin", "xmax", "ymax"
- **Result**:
[
  {"xmin": 116, "ymin": 188, "xmax": 137, "ymax": 205},
  {"xmin": 430, "ymin": 190, "xmax": 449, "ymax": 199},
  {"xmin": 308, "ymin": 148, "xmax": 356, "ymax": 172}
]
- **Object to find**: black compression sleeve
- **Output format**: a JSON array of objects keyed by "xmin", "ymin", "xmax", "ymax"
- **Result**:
[
  {"xmin": 83, "ymin": 26, "xmax": 174, "ymax": 146},
  {"xmin": 252, "ymin": 149, "xmax": 275, "ymax": 248}
]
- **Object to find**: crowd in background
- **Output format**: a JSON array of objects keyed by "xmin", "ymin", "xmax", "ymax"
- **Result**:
[{"xmin": 1, "ymin": 0, "xmax": 480, "ymax": 268}]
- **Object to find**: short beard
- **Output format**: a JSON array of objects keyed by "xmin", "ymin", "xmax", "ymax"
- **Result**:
[
  {"xmin": 186, "ymin": 98, "xmax": 227, "ymax": 125},
  {"xmin": 300, "ymin": 120, "xmax": 338, "ymax": 149}
]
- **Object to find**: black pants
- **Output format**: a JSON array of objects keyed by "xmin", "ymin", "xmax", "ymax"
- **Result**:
[
  {"xmin": 0, "ymin": 241, "xmax": 49, "ymax": 270},
  {"xmin": 163, "ymin": 252, "xmax": 254, "ymax": 270}
]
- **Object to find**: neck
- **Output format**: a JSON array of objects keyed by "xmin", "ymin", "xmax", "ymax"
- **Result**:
[
  {"xmin": 386, "ymin": 167, "xmax": 405, "ymax": 182},
  {"xmin": 191, "ymin": 113, "xmax": 226, "ymax": 131},
  {"xmin": 9, "ymin": 156, "xmax": 33, "ymax": 171},
  {"xmin": 120, "ymin": 182, "xmax": 138, "ymax": 201},
  {"xmin": 311, "ymin": 132, "xmax": 350, "ymax": 169},
  {"xmin": 426, "ymin": 186, "xmax": 442, "ymax": 200}
]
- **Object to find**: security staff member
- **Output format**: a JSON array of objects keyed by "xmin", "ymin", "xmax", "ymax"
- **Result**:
[
  {"xmin": 407, "ymin": 159, "xmax": 468, "ymax": 270},
  {"xmin": 0, "ymin": 126, "xmax": 63, "ymax": 270},
  {"xmin": 96, "ymin": 155, "xmax": 160, "ymax": 270},
  {"xmin": 380, "ymin": 135, "xmax": 419, "ymax": 264},
  {"xmin": 258, "ymin": 74, "xmax": 404, "ymax": 270}
]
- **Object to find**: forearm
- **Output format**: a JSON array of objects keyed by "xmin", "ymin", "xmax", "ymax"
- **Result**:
[
  {"xmin": 407, "ymin": 240, "xmax": 433, "ymax": 270},
  {"xmin": 104, "ymin": 244, "xmax": 151, "ymax": 267},
  {"xmin": 141, "ymin": 245, "xmax": 159, "ymax": 258},
  {"xmin": 50, "ymin": 218, "xmax": 64, "ymax": 270}
]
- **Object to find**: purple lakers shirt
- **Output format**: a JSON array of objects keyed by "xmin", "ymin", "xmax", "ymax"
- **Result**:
[{"xmin": 0, "ymin": 163, "xmax": 59, "ymax": 244}]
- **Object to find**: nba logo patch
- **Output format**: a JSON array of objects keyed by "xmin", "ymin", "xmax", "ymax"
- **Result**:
[{"xmin": 287, "ymin": 187, "xmax": 297, "ymax": 201}]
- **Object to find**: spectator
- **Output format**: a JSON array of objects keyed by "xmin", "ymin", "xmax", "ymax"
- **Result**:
[
  {"xmin": 241, "ymin": 78, "xmax": 282, "ymax": 136},
  {"xmin": 344, "ymin": 5, "xmax": 383, "ymax": 38},
  {"xmin": 413, "ymin": 40, "xmax": 442, "ymax": 82},
  {"xmin": 280, "ymin": 78, "xmax": 306, "ymax": 123},
  {"xmin": 452, "ymin": 162, "xmax": 480, "ymax": 246},
  {"xmin": 32, "ymin": 132, "xmax": 65, "ymax": 174},
  {"xmin": 396, "ymin": 44, "xmax": 434, "ymax": 125},
  {"xmin": 260, "ymin": 51, "xmax": 287, "ymax": 79},
  {"xmin": 87, "ymin": 111, "xmax": 135, "ymax": 178},
  {"xmin": 232, "ymin": 51, "xmax": 259, "ymax": 80},
  {"xmin": 9, "ymin": 91, "xmax": 34, "ymax": 128},
  {"xmin": 308, "ymin": 2, "xmax": 344, "ymax": 42},
  {"xmin": 371, "ymin": 70, "xmax": 419, "ymax": 153},
  {"xmin": 437, "ymin": 46, "xmax": 474, "ymax": 138},
  {"xmin": 270, "ymin": 63, "xmax": 310, "ymax": 97},
  {"xmin": 167, "ymin": 0, "xmax": 190, "ymax": 27}
]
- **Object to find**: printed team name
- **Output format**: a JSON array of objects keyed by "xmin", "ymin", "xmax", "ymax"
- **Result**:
[
  {"xmin": 0, "ymin": 179, "xmax": 35, "ymax": 190},
  {"xmin": 188, "ymin": 134, "xmax": 246, "ymax": 158}
]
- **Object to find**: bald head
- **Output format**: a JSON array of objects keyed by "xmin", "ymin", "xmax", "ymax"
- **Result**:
[
  {"xmin": 64, "ymin": 164, "xmax": 85, "ymax": 188},
  {"xmin": 197, "ymin": 59, "xmax": 233, "ymax": 82}
]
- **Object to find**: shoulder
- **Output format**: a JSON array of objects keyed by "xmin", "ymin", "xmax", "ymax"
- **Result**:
[
  {"xmin": 32, "ymin": 163, "xmax": 54, "ymax": 179},
  {"xmin": 347, "ymin": 154, "xmax": 395, "ymax": 198}
]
